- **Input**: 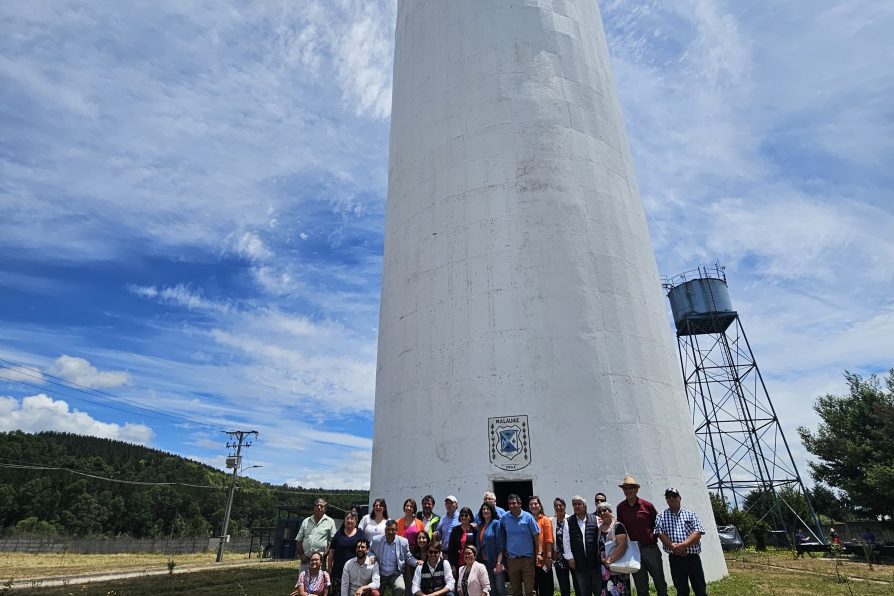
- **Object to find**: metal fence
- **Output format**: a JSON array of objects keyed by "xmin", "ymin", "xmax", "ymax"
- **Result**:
[{"xmin": 0, "ymin": 534, "xmax": 255, "ymax": 555}]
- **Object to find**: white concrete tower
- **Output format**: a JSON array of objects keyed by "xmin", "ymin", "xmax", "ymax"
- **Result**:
[{"xmin": 373, "ymin": 0, "xmax": 727, "ymax": 582}]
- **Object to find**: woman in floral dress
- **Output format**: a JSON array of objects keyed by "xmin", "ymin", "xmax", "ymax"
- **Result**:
[{"xmin": 596, "ymin": 502, "xmax": 630, "ymax": 596}]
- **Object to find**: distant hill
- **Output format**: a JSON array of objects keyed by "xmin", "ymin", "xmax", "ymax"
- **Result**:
[{"xmin": 0, "ymin": 430, "xmax": 368, "ymax": 537}]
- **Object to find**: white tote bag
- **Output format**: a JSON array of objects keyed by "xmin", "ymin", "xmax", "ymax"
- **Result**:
[{"xmin": 604, "ymin": 522, "xmax": 641, "ymax": 574}]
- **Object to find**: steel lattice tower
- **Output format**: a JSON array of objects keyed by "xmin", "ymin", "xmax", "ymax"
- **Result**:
[{"xmin": 663, "ymin": 265, "xmax": 825, "ymax": 542}]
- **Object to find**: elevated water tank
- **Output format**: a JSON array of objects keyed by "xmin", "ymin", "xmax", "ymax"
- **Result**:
[{"xmin": 663, "ymin": 265, "xmax": 737, "ymax": 335}]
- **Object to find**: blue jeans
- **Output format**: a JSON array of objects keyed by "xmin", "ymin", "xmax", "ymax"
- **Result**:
[{"xmin": 484, "ymin": 564, "xmax": 507, "ymax": 596}]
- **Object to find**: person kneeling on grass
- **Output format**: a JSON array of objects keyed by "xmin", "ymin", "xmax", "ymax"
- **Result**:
[
  {"xmin": 293, "ymin": 551, "xmax": 331, "ymax": 596},
  {"xmin": 342, "ymin": 539, "xmax": 381, "ymax": 596},
  {"xmin": 413, "ymin": 541, "xmax": 455, "ymax": 596}
]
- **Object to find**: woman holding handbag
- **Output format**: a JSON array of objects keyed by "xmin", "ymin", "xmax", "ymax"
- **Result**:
[{"xmin": 596, "ymin": 502, "xmax": 631, "ymax": 595}]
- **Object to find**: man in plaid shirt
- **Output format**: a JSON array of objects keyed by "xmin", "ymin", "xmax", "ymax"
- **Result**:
[{"xmin": 654, "ymin": 488, "xmax": 707, "ymax": 596}]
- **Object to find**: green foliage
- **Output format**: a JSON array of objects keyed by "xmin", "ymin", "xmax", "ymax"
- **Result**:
[
  {"xmin": 709, "ymin": 492, "xmax": 759, "ymax": 543},
  {"xmin": 0, "ymin": 430, "xmax": 368, "ymax": 537},
  {"xmin": 797, "ymin": 369, "xmax": 894, "ymax": 518},
  {"xmin": 743, "ymin": 485, "xmax": 819, "ymax": 540},
  {"xmin": 14, "ymin": 517, "xmax": 57, "ymax": 534},
  {"xmin": 807, "ymin": 483, "xmax": 853, "ymax": 522}
]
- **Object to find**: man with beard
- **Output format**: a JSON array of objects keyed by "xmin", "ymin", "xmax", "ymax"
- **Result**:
[{"xmin": 417, "ymin": 495, "xmax": 441, "ymax": 537}]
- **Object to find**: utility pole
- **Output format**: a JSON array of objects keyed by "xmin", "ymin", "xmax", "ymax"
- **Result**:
[{"xmin": 215, "ymin": 429, "xmax": 258, "ymax": 563}]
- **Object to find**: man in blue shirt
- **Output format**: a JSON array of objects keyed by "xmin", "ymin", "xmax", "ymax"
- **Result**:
[
  {"xmin": 499, "ymin": 493, "xmax": 540, "ymax": 596},
  {"xmin": 435, "ymin": 496, "xmax": 460, "ymax": 543},
  {"xmin": 371, "ymin": 520, "xmax": 417, "ymax": 596}
]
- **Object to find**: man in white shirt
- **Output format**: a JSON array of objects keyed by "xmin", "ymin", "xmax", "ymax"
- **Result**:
[
  {"xmin": 342, "ymin": 539, "xmax": 381, "ymax": 596},
  {"xmin": 562, "ymin": 495, "xmax": 600, "ymax": 596}
]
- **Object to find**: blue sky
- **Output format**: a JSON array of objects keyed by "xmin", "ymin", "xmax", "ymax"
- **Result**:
[{"xmin": 1, "ymin": 0, "xmax": 892, "ymax": 490}]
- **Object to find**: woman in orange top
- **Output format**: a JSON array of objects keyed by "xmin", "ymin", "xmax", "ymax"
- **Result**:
[
  {"xmin": 397, "ymin": 498, "xmax": 427, "ymax": 588},
  {"xmin": 529, "ymin": 496, "xmax": 554, "ymax": 596}
]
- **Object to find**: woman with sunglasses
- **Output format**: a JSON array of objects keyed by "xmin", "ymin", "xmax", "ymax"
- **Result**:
[
  {"xmin": 448, "ymin": 507, "xmax": 478, "ymax": 578},
  {"xmin": 596, "ymin": 502, "xmax": 630, "ymax": 595}
]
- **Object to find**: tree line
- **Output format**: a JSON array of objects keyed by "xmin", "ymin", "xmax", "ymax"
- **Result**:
[
  {"xmin": 0, "ymin": 430, "xmax": 368, "ymax": 537},
  {"xmin": 711, "ymin": 368, "xmax": 894, "ymax": 542}
]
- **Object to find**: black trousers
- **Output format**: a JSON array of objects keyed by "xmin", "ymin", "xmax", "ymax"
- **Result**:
[
  {"xmin": 554, "ymin": 562, "xmax": 571, "ymax": 596},
  {"xmin": 534, "ymin": 563, "xmax": 554, "ymax": 596},
  {"xmin": 668, "ymin": 553, "xmax": 707, "ymax": 596}
]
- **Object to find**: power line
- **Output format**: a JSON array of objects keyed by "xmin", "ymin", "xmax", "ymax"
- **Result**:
[
  {"xmin": 644, "ymin": 208, "xmax": 691, "ymax": 271},
  {"xmin": 0, "ymin": 462, "xmax": 227, "ymax": 490}
]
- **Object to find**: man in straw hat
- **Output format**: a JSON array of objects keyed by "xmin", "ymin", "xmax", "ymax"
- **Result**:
[{"xmin": 616, "ymin": 475, "xmax": 668, "ymax": 596}]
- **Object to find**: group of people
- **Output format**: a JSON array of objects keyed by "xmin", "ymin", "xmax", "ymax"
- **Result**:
[{"xmin": 290, "ymin": 476, "xmax": 709, "ymax": 596}]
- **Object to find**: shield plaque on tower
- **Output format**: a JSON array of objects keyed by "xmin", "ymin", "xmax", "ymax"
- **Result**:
[{"xmin": 489, "ymin": 415, "xmax": 531, "ymax": 471}]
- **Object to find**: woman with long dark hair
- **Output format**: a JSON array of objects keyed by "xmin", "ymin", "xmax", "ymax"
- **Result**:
[
  {"xmin": 359, "ymin": 498, "xmax": 389, "ymax": 542},
  {"xmin": 529, "ymin": 496, "xmax": 554, "ymax": 596},
  {"xmin": 552, "ymin": 498, "xmax": 572, "ymax": 596},
  {"xmin": 292, "ymin": 551, "xmax": 331, "ymax": 596},
  {"xmin": 476, "ymin": 502, "xmax": 505, "ymax": 596}
]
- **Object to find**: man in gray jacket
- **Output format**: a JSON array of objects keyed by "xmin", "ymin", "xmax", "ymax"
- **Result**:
[{"xmin": 371, "ymin": 520, "xmax": 417, "ymax": 596}]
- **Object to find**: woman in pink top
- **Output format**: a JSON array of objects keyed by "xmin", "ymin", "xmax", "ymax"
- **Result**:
[{"xmin": 398, "ymin": 498, "xmax": 427, "ymax": 588}]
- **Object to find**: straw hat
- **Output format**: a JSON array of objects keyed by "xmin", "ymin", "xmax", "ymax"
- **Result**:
[{"xmin": 618, "ymin": 475, "xmax": 640, "ymax": 488}]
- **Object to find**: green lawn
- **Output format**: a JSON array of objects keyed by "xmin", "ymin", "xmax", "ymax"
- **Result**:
[{"xmin": 8, "ymin": 555, "xmax": 892, "ymax": 595}]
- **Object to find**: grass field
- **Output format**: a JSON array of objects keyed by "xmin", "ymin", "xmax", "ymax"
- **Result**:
[
  {"xmin": 0, "ymin": 551, "xmax": 220, "ymax": 580},
  {"xmin": 3, "ymin": 550, "xmax": 892, "ymax": 595}
]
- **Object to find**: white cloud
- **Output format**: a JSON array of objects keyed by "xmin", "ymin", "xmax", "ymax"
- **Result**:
[
  {"xmin": 286, "ymin": 449, "xmax": 371, "ymax": 490},
  {"xmin": 0, "ymin": 1, "xmax": 391, "ymax": 263},
  {"xmin": 128, "ymin": 284, "xmax": 231, "ymax": 313},
  {"xmin": 0, "ymin": 365, "xmax": 45, "ymax": 384},
  {"xmin": 191, "ymin": 436, "xmax": 224, "ymax": 450},
  {"xmin": 48, "ymin": 355, "xmax": 130, "ymax": 389},
  {"xmin": 185, "ymin": 453, "xmax": 227, "ymax": 470},
  {"xmin": 0, "ymin": 393, "xmax": 153, "ymax": 445},
  {"xmin": 251, "ymin": 265, "xmax": 302, "ymax": 296},
  {"xmin": 231, "ymin": 231, "xmax": 272, "ymax": 262}
]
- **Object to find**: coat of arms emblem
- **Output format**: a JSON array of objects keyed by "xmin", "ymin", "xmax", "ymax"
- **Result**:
[{"xmin": 488, "ymin": 415, "xmax": 531, "ymax": 470}]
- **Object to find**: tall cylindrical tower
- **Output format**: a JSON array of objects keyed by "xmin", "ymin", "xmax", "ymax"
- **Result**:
[{"xmin": 373, "ymin": 0, "xmax": 727, "ymax": 580}]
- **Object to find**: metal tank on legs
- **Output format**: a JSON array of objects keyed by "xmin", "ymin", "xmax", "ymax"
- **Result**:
[{"xmin": 372, "ymin": 0, "xmax": 727, "ymax": 581}]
